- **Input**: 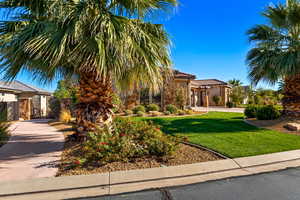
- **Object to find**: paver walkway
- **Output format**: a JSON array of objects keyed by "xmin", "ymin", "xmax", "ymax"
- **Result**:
[
  {"xmin": 193, "ymin": 106, "xmax": 245, "ymax": 113},
  {"xmin": 0, "ymin": 119, "xmax": 64, "ymax": 182}
]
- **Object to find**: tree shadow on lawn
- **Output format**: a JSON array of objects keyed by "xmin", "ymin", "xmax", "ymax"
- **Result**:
[{"xmin": 144, "ymin": 116, "xmax": 261, "ymax": 136}]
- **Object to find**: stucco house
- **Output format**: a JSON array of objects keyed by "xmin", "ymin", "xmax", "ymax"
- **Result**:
[
  {"xmin": 0, "ymin": 81, "xmax": 52, "ymax": 121},
  {"xmin": 164, "ymin": 70, "xmax": 232, "ymax": 108},
  {"xmin": 125, "ymin": 70, "xmax": 232, "ymax": 109}
]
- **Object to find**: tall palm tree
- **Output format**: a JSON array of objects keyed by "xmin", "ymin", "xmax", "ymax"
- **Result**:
[
  {"xmin": 228, "ymin": 79, "xmax": 243, "ymax": 87},
  {"xmin": 247, "ymin": 0, "xmax": 300, "ymax": 116},
  {"xmin": 0, "ymin": 0, "xmax": 177, "ymax": 134}
]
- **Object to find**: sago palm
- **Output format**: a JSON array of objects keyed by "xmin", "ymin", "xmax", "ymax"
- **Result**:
[
  {"xmin": 247, "ymin": 0, "xmax": 300, "ymax": 116},
  {"xmin": 0, "ymin": 0, "xmax": 177, "ymax": 135}
]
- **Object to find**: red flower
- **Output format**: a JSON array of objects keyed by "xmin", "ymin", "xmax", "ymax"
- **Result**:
[
  {"xmin": 74, "ymin": 160, "xmax": 81, "ymax": 165},
  {"xmin": 120, "ymin": 133, "xmax": 126, "ymax": 137},
  {"xmin": 99, "ymin": 142, "xmax": 108, "ymax": 145},
  {"xmin": 156, "ymin": 128, "xmax": 160, "ymax": 131}
]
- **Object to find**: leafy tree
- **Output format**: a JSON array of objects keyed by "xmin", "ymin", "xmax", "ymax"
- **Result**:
[
  {"xmin": 246, "ymin": 0, "xmax": 300, "ymax": 116},
  {"xmin": 54, "ymin": 80, "xmax": 78, "ymax": 102},
  {"xmin": 0, "ymin": 0, "xmax": 177, "ymax": 134},
  {"xmin": 230, "ymin": 86, "xmax": 246, "ymax": 105},
  {"xmin": 175, "ymin": 87, "xmax": 187, "ymax": 109}
]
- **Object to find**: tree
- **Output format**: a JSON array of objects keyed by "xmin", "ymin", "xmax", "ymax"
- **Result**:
[
  {"xmin": 54, "ymin": 80, "xmax": 78, "ymax": 102},
  {"xmin": 230, "ymin": 86, "xmax": 245, "ymax": 105},
  {"xmin": 246, "ymin": 0, "xmax": 300, "ymax": 116},
  {"xmin": 228, "ymin": 79, "xmax": 243, "ymax": 87},
  {"xmin": 0, "ymin": 0, "xmax": 177, "ymax": 135}
]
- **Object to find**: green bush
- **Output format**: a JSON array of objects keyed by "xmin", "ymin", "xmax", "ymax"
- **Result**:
[
  {"xmin": 132, "ymin": 105, "xmax": 146, "ymax": 114},
  {"xmin": 136, "ymin": 111, "xmax": 145, "ymax": 117},
  {"xmin": 112, "ymin": 93, "xmax": 123, "ymax": 113},
  {"xmin": 244, "ymin": 105, "xmax": 260, "ymax": 118},
  {"xmin": 83, "ymin": 117, "xmax": 180, "ymax": 163},
  {"xmin": 213, "ymin": 96, "xmax": 221, "ymax": 105},
  {"xmin": 226, "ymin": 102, "xmax": 235, "ymax": 108},
  {"xmin": 124, "ymin": 110, "xmax": 133, "ymax": 116},
  {"xmin": 166, "ymin": 104, "xmax": 178, "ymax": 114},
  {"xmin": 256, "ymin": 105, "xmax": 281, "ymax": 120},
  {"xmin": 0, "ymin": 114, "xmax": 10, "ymax": 147},
  {"xmin": 164, "ymin": 111, "xmax": 171, "ymax": 115},
  {"xmin": 146, "ymin": 104, "xmax": 160, "ymax": 112}
]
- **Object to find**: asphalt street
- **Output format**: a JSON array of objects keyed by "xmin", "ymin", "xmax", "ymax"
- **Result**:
[{"xmin": 85, "ymin": 167, "xmax": 300, "ymax": 200}]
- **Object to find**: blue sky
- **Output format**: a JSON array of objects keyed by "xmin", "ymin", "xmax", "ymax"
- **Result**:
[{"xmin": 0, "ymin": 0, "xmax": 285, "ymax": 91}]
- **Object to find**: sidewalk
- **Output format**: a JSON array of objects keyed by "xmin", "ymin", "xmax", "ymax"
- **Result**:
[{"xmin": 0, "ymin": 149, "xmax": 300, "ymax": 200}]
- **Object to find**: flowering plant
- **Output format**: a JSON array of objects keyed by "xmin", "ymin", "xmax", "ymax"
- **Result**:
[{"xmin": 82, "ymin": 117, "xmax": 180, "ymax": 163}]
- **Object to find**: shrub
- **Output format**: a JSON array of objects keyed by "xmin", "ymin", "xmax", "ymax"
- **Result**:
[
  {"xmin": 244, "ymin": 105, "xmax": 260, "ymax": 118},
  {"xmin": 132, "ymin": 105, "xmax": 146, "ymax": 114},
  {"xmin": 164, "ymin": 111, "xmax": 171, "ymax": 115},
  {"xmin": 213, "ymin": 96, "xmax": 221, "ymax": 106},
  {"xmin": 112, "ymin": 93, "xmax": 123, "ymax": 113},
  {"xmin": 136, "ymin": 111, "xmax": 145, "ymax": 117},
  {"xmin": 48, "ymin": 97, "xmax": 61, "ymax": 119},
  {"xmin": 226, "ymin": 102, "xmax": 235, "ymax": 108},
  {"xmin": 146, "ymin": 104, "xmax": 160, "ymax": 112},
  {"xmin": 83, "ymin": 117, "xmax": 180, "ymax": 163},
  {"xmin": 59, "ymin": 109, "xmax": 72, "ymax": 123},
  {"xmin": 0, "ymin": 114, "xmax": 10, "ymax": 147},
  {"xmin": 166, "ymin": 104, "xmax": 178, "ymax": 114},
  {"xmin": 124, "ymin": 110, "xmax": 133, "ymax": 116},
  {"xmin": 175, "ymin": 88, "xmax": 187, "ymax": 109},
  {"xmin": 177, "ymin": 110, "xmax": 186, "ymax": 115},
  {"xmin": 256, "ymin": 105, "xmax": 281, "ymax": 120}
]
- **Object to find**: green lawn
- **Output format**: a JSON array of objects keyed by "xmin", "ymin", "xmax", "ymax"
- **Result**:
[{"xmin": 135, "ymin": 112, "xmax": 300, "ymax": 158}]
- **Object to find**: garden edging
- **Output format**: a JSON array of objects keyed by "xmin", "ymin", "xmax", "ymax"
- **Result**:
[{"xmin": 1, "ymin": 150, "xmax": 300, "ymax": 200}]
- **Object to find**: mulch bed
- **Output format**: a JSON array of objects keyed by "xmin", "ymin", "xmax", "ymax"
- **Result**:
[
  {"xmin": 49, "ymin": 121, "xmax": 222, "ymax": 177},
  {"xmin": 246, "ymin": 117, "xmax": 300, "ymax": 136}
]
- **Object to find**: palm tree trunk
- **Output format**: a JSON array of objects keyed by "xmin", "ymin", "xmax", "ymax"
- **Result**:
[
  {"xmin": 282, "ymin": 74, "xmax": 300, "ymax": 117},
  {"xmin": 75, "ymin": 72, "xmax": 114, "ymax": 138}
]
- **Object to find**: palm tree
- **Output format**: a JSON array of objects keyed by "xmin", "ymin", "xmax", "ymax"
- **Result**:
[
  {"xmin": 0, "ymin": 0, "xmax": 177, "ymax": 135},
  {"xmin": 246, "ymin": 0, "xmax": 300, "ymax": 117},
  {"xmin": 228, "ymin": 79, "xmax": 243, "ymax": 87}
]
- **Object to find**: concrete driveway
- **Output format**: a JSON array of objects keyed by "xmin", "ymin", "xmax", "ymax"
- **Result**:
[
  {"xmin": 194, "ymin": 106, "xmax": 245, "ymax": 113},
  {"xmin": 0, "ymin": 119, "xmax": 64, "ymax": 182}
]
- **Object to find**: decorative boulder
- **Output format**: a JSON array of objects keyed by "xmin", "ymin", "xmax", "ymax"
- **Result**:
[{"xmin": 284, "ymin": 123, "xmax": 300, "ymax": 132}]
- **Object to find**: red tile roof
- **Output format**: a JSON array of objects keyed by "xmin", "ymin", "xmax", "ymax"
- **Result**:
[{"xmin": 173, "ymin": 70, "xmax": 196, "ymax": 79}]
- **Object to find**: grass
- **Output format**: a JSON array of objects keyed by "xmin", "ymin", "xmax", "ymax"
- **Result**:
[{"xmin": 134, "ymin": 112, "xmax": 300, "ymax": 158}]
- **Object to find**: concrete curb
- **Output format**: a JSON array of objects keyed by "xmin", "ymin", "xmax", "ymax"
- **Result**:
[{"xmin": 1, "ymin": 149, "xmax": 300, "ymax": 199}]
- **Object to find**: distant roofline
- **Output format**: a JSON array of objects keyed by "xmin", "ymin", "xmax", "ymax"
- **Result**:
[
  {"xmin": 0, "ymin": 80, "xmax": 52, "ymax": 95},
  {"xmin": 192, "ymin": 79, "xmax": 232, "ymax": 88}
]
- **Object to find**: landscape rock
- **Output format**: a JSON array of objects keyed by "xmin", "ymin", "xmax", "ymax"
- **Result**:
[{"xmin": 284, "ymin": 123, "xmax": 300, "ymax": 132}]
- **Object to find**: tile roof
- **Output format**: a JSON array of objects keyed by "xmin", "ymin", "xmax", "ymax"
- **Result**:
[
  {"xmin": 0, "ymin": 81, "xmax": 51, "ymax": 95},
  {"xmin": 173, "ymin": 70, "xmax": 196, "ymax": 79},
  {"xmin": 191, "ymin": 79, "xmax": 231, "ymax": 87}
]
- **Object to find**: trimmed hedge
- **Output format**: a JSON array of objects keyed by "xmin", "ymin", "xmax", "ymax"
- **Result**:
[
  {"xmin": 133, "ymin": 105, "xmax": 146, "ymax": 114},
  {"xmin": 146, "ymin": 104, "xmax": 160, "ymax": 112},
  {"xmin": 166, "ymin": 104, "xmax": 178, "ymax": 114},
  {"xmin": 256, "ymin": 105, "xmax": 281, "ymax": 120},
  {"xmin": 244, "ymin": 105, "xmax": 260, "ymax": 118}
]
